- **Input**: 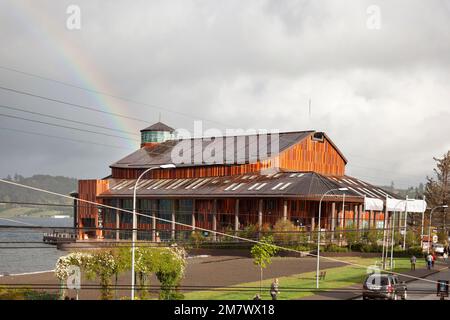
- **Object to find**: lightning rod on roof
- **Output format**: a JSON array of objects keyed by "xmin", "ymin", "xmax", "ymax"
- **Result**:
[{"xmin": 309, "ymin": 99, "xmax": 312, "ymax": 119}]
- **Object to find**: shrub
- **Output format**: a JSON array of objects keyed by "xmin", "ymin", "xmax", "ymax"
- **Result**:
[
  {"xmin": 358, "ymin": 244, "xmax": 382, "ymax": 253},
  {"xmin": 273, "ymin": 219, "xmax": 298, "ymax": 245},
  {"xmin": 189, "ymin": 231, "xmax": 206, "ymax": 249},
  {"xmin": 345, "ymin": 230, "xmax": 359, "ymax": 250},
  {"xmin": 0, "ymin": 288, "xmax": 58, "ymax": 300},
  {"xmin": 405, "ymin": 230, "xmax": 421, "ymax": 248},
  {"xmin": 324, "ymin": 244, "xmax": 348, "ymax": 253},
  {"xmin": 240, "ymin": 224, "xmax": 259, "ymax": 240},
  {"xmin": 366, "ymin": 230, "xmax": 383, "ymax": 246},
  {"xmin": 350, "ymin": 242, "xmax": 364, "ymax": 252},
  {"xmin": 297, "ymin": 230, "xmax": 309, "ymax": 246},
  {"xmin": 407, "ymin": 246, "xmax": 424, "ymax": 257},
  {"xmin": 294, "ymin": 244, "xmax": 313, "ymax": 252}
]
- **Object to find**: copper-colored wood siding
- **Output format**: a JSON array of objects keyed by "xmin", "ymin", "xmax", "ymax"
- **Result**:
[
  {"xmin": 77, "ymin": 179, "xmax": 109, "ymax": 238},
  {"xmin": 277, "ymin": 136, "xmax": 345, "ymax": 176},
  {"xmin": 111, "ymin": 135, "xmax": 346, "ymax": 179}
]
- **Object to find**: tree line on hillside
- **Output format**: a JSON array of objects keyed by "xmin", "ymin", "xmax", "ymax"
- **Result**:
[{"xmin": 0, "ymin": 174, "xmax": 78, "ymax": 214}]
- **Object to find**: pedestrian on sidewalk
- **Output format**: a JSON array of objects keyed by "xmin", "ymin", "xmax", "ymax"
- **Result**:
[
  {"xmin": 410, "ymin": 255, "xmax": 417, "ymax": 271},
  {"xmin": 270, "ymin": 278, "xmax": 279, "ymax": 300},
  {"xmin": 427, "ymin": 254, "xmax": 433, "ymax": 270},
  {"xmin": 432, "ymin": 253, "xmax": 436, "ymax": 268}
]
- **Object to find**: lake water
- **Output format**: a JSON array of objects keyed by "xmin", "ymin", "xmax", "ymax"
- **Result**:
[{"xmin": 0, "ymin": 217, "xmax": 72, "ymax": 275}]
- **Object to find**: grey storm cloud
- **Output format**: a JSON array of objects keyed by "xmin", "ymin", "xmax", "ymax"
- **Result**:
[{"xmin": 0, "ymin": 0, "xmax": 449, "ymax": 188}]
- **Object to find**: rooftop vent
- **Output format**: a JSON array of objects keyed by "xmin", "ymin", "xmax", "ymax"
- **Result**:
[{"xmin": 312, "ymin": 132, "xmax": 325, "ymax": 142}]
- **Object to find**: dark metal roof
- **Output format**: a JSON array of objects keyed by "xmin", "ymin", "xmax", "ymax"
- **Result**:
[
  {"xmin": 111, "ymin": 131, "xmax": 314, "ymax": 169},
  {"xmin": 140, "ymin": 122, "xmax": 175, "ymax": 132},
  {"xmin": 98, "ymin": 171, "xmax": 393, "ymax": 201}
]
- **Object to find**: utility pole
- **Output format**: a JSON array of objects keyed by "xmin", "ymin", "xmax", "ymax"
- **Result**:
[
  {"xmin": 381, "ymin": 194, "xmax": 388, "ymax": 269},
  {"xmin": 421, "ymin": 195, "xmax": 426, "ymax": 242},
  {"xmin": 402, "ymin": 196, "xmax": 408, "ymax": 250}
]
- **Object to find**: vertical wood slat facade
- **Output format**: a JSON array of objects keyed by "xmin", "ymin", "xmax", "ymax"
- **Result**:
[
  {"xmin": 78, "ymin": 180, "xmax": 109, "ymax": 238},
  {"xmin": 110, "ymin": 135, "xmax": 346, "ymax": 180}
]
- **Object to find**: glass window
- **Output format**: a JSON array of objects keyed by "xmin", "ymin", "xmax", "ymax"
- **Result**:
[
  {"xmin": 120, "ymin": 199, "xmax": 133, "ymax": 224},
  {"xmin": 102, "ymin": 199, "xmax": 116, "ymax": 224},
  {"xmin": 177, "ymin": 199, "xmax": 193, "ymax": 225},
  {"xmin": 141, "ymin": 131, "xmax": 173, "ymax": 143},
  {"xmin": 137, "ymin": 199, "xmax": 155, "ymax": 224},
  {"xmin": 159, "ymin": 200, "xmax": 173, "ymax": 224}
]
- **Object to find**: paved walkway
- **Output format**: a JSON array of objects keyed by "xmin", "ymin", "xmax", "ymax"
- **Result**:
[
  {"xmin": 299, "ymin": 261, "xmax": 450, "ymax": 300},
  {"xmin": 0, "ymin": 256, "xmax": 344, "ymax": 300}
]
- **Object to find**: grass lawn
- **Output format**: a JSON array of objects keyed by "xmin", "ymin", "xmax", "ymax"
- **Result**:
[{"xmin": 183, "ymin": 257, "xmax": 425, "ymax": 300}]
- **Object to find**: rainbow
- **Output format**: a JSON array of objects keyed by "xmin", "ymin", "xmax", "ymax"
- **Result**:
[{"xmin": 5, "ymin": 1, "xmax": 141, "ymax": 148}]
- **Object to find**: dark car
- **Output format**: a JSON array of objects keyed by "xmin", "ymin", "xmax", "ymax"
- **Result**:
[{"xmin": 362, "ymin": 273, "xmax": 407, "ymax": 300}]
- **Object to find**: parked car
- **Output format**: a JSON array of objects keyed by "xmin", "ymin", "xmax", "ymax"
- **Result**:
[{"xmin": 362, "ymin": 274, "xmax": 407, "ymax": 300}]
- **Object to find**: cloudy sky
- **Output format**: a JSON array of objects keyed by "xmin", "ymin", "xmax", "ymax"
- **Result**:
[{"xmin": 0, "ymin": 0, "xmax": 449, "ymax": 188}]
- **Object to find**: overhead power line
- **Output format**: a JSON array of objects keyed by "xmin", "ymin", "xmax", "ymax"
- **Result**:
[
  {"xmin": 0, "ymin": 85, "xmax": 149, "ymax": 124},
  {"xmin": 0, "ymin": 72, "xmax": 427, "ymax": 184},
  {"xmin": 0, "ymin": 178, "xmax": 443, "ymax": 286},
  {"xmin": 0, "ymin": 113, "xmax": 139, "ymax": 142},
  {"xmin": 0, "ymin": 127, "xmax": 133, "ymax": 150},
  {"xmin": 0, "ymin": 104, "xmax": 139, "ymax": 136},
  {"xmin": 0, "ymin": 66, "xmax": 233, "ymax": 128}
]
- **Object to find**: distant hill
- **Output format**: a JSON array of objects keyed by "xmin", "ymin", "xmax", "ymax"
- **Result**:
[
  {"xmin": 0, "ymin": 174, "xmax": 77, "ymax": 217},
  {"xmin": 378, "ymin": 182, "xmax": 425, "ymax": 199}
]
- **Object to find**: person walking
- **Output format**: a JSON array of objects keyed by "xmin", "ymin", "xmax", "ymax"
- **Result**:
[
  {"xmin": 432, "ymin": 253, "xmax": 436, "ymax": 268},
  {"xmin": 426, "ymin": 254, "xmax": 433, "ymax": 270},
  {"xmin": 270, "ymin": 278, "xmax": 279, "ymax": 300},
  {"xmin": 410, "ymin": 255, "xmax": 417, "ymax": 271}
]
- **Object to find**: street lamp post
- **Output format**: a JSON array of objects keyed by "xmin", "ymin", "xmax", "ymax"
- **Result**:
[
  {"xmin": 427, "ymin": 205, "xmax": 449, "ymax": 255},
  {"xmin": 131, "ymin": 163, "xmax": 176, "ymax": 300},
  {"xmin": 316, "ymin": 187, "xmax": 348, "ymax": 289},
  {"xmin": 388, "ymin": 198, "xmax": 414, "ymax": 270},
  {"xmin": 402, "ymin": 196, "xmax": 409, "ymax": 250}
]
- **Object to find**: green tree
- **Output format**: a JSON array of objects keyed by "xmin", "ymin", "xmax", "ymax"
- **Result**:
[
  {"xmin": 85, "ymin": 250, "xmax": 117, "ymax": 300},
  {"xmin": 438, "ymin": 230, "xmax": 448, "ymax": 245},
  {"xmin": 366, "ymin": 229, "xmax": 382, "ymax": 246},
  {"xmin": 250, "ymin": 235, "xmax": 278, "ymax": 294},
  {"xmin": 425, "ymin": 151, "xmax": 450, "ymax": 232},
  {"xmin": 154, "ymin": 247, "xmax": 187, "ymax": 300},
  {"xmin": 404, "ymin": 226, "xmax": 421, "ymax": 248},
  {"xmin": 345, "ymin": 227, "xmax": 358, "ymax": 250},
  {"xmin": 111, "ymin": 247, "xmax": 131, "ymax": 300}
]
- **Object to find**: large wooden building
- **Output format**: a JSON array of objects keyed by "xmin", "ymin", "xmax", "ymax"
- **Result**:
[{"xmin": 75, "ymin": 122, "xmax": 399, "ymax": 241}]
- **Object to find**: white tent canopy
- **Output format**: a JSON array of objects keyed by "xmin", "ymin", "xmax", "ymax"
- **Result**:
[
  {"xmin": 364, "ymin": 197, "xmax": 384, "ymax": 211},
  {"xmin": 386, "ymin": 198, "xmax": 427, "ymax": 213},
  {"xmin": 363, "ymin": 197, "xmax": 427, "ymax": 213}
]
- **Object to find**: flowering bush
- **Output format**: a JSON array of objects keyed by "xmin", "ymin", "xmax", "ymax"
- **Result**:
[
  {"xmin": 53, "ymin": 246, "xmax": 187, "ymax": 300},
  {"xmin": 85, "ymin": 250, "xmax": 118, "ymax": 300},
  {"xmin": 154, "ymin": 246, "xmax": 187, "ymax": 300},
  {"xmin": 55, "ymin": 252, "xmax": 92, "ymax": 281}
]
